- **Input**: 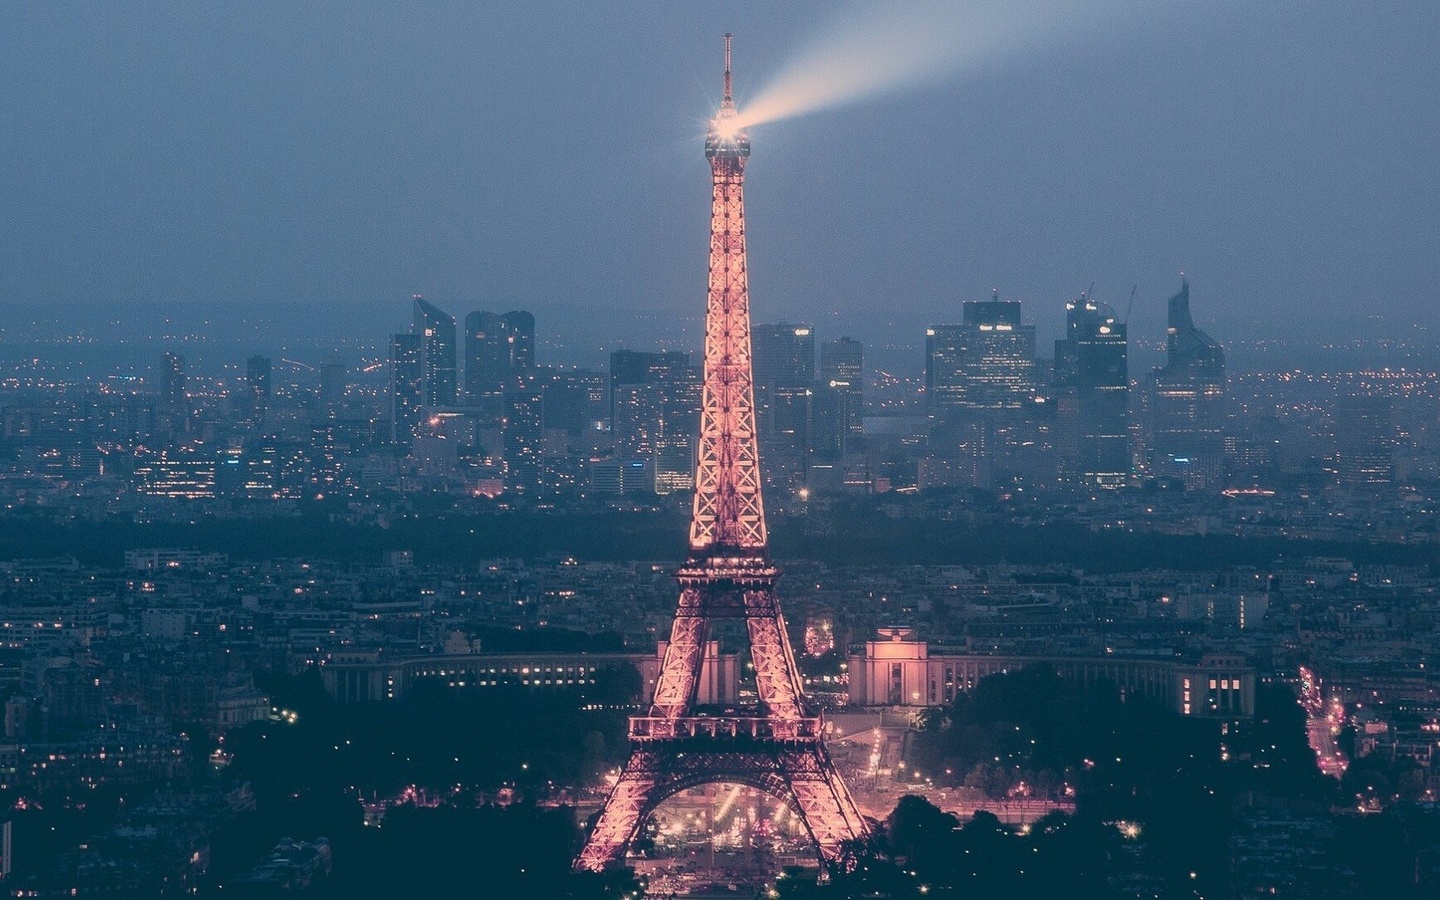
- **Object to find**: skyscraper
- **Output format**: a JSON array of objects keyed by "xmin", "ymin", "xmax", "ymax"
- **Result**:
[
  {"xmin": 501, "ymin": 310, "xmax": 536, "ymax": 372},
  {"xmin": 318, "ymin": 353, "xmax": 346, "ymax": 413},
  {"xmin": 465, "ymin": 309, "xmax": 536, "ymax": 403},
  {"xmin": 927, "ymin": 295, "xmax": 1037, "ymax": 418},
  {"xmin": 613, "ymin": 383, "xmax": 667, "ymax": 460},
  {"xmin": 923, "ymin": 296, "xmax": 1043, "ymax": 490},
  {"xmin": 752, "ymin": 323, "xmax": 816, "ymax": 386},
  {"xmin": 501, "ymin": 388, "xmax": 544, "ymax": 493},
  {"xmin": 1147, "ymin": 279, "xmax": 1226, "ymax": 489},
  {"xmin": 158, "ymin": 351, "xmax": 188, "ymax": 441},
  {"xmin": 412, "ymin": 296, "xmax": 457, "ymax": 408},
  {"xmin": 244, "ymin": 355, "xmax": 271, "ymax": 423},
  {"xmin": 752, "ymin": 323, "xmax": 816, "ymax": 482},
  {"xmin": 464, "ymin": 311, "xmax": 509, "ymax": 402},
  {"xmin": 1333, "ymin": 395, "xmax": 1393, "ymax": 487},
  {"xmin": 924, "ymin": 324, "xmax": 968, "ymax": 415},
  {"xmin": 608, "ymin": 351, "xmax": 698, "ymax": 427},
  {"xmin": 389, "ymin": 333, "xmax": 423, "ymax": 448},
  {"xmin": 811, "ymin": 337, "xmax": 864, "ymax": 463},
  {"xmin": 542, "ymin": 368, "xmax": 608, "ymax": 439},
  {"xmin": 608, "ymin": 350, "xmax": 700, "ymax": 493},
  {"xmin": 160, "ymin": 352, "xmax": 187, "ymax": 417},
  {"xmin": 1054, "ymin": 291, "xmax": 1129, "ymax": 487}
]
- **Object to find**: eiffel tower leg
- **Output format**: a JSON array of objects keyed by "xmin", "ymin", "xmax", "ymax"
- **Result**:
[
  {"xmin": 574, "ymin": 751, "xmax": 656, "ymax": 872},
  {"xmin": 744, "ymin": 589, "xmax": 805, "ymax": 721},
  {"xmin": 650, "ymin": 589, "xmax": 707, "ymax": 717},
  {"xmin": 780, "ymin": 746, "xmax": 870, "ymax": 865}
]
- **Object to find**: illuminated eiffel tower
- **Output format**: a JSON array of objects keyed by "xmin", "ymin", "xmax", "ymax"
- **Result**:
[{"xmin": 574, "ymin": 35, "xmax": 867, "ymax": 873}]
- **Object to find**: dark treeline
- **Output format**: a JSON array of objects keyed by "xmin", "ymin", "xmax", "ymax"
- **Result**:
[
  {"xmin": 209, "ymin": 800, "xmax": 640, "ymax": 899},
  {"xmin": 775, "ymin": 801, "xmax": 1113, "ymax": 899},
  {"xmin": 228, "ymin": 670, "xmax": 637, "ymax": 802},
  {"xmin": 786, "ymin": 667, "xmax": 1430, "ymax": 898},
  {"xmin": 899, "ymin": 666, "xmax": 1325, "ymax": 896},
  {"xmin": 0, "ymin": 504, "xmax": 1433, "ymax": 573},
  {"xmin": 205, "ymin": 671, "xmax": 642, "ymax": 896}
]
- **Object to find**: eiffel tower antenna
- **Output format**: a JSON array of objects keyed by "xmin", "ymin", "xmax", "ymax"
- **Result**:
[
  {"xmin": 723, "ymin": 32, "xmax": 733, "ymax": 108},
  {"xmin": 574, "ymin": 35, "xmax": 867, "ymax": 874}
]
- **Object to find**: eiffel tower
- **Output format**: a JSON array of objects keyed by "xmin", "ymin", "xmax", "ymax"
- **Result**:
[{"xmin": 574, "ymin": 35, "xmax": 868, "ymax": 874}]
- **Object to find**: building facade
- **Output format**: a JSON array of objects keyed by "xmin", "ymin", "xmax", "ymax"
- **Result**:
[
  {"xmin": 413, "ymin": 297, "xmax": 458, "ymax": 408},
  {"xmin": 1147, "ymin": 279, "xmax": 1226, "ymax": 489},
  {"xmin": 849, "ymin": 629, "xmax": 1254, "ymax": 718},
  {"xmin": 388, "ymin": 333, "xmax": 423, "ymax": 447},
  {"xmin": 1054, "ymin": 292, "xmax": 1129, "ymax": 487}
]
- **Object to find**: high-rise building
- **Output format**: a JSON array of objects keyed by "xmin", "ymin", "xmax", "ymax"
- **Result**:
[
  {"xmin": 613, "ymin": 383, "xmax": 667, "ymax": 459},
  {"xmin": 1333, "ymin": 395, "xmax": 1393, "ymax": 487},
  {"xmin": 501, "ymin": 389, "xmax": 544, "ymax": 493},
  {"xmin": 501, "ymin": 310, "xmax": 536, "ymax": 372},
  {"xmin": 608, "ymin": 351, "xmax": 698, "ymax": 425},
  {"xmin": 612, "ymin": 381, "xmax": 695, "ymax": 495},
  {"xmin": 318, "ymin": 353, "xmax": 346, "ymax": 413},
  {"xmin": 1147, "ymin": 279, "xmax": 1226, "ymax": 489},
  {"xmin": 926, "ymin": 295, "xmax": 1037, "ymax": 418},
  {"xmin": 543, "ymin": 368, "xmax": 608, "ymax": 439},
  {"xmin": 608, "ymin": 350, "xmax": 700, "ymax": 493},
  {"xmin": 811, "ymin": 337, "xmax": 863, "ymax": 464},
  {"xmin": 753, "ymin": 323, "xmax": 815, "ymax": 386},
  {"xmin": 752, "ymin": 323, "xmax": 816, "ymax": 484},
  {"xmin": 465, "ymin": 309, "xmax": 537, "ymax": 402},
  {"xmin": 820, "ymin": 337, "xmax": 863, "ymax": 409},
  {"xmin": 244, "ymin": 355, "xmax": 271, "ymax": 422},
  {"xmin": 924, "ymin": 324, "xmax": 967, "ymax": 415},
  {"xmin": 464, "ymin": 311, "xmax": 508, "ymax": 401},
  {"xmin": 767, "ymin": 383, "xmax": 813, "ymax": 458},
  {"xmin": 412, "ymin": 296, "xmax": 457, "ymax": 408},
  {"xmin": 1054, "ymin": 291, "xmax": 1129, "ymax": 487},
  {"xmin": 160, "ymin": 352, "xmax": 187, "ymax": 417},
  {"xmin": 389, "ymin": 333, "xmax": 423, "ymax": 448},
  {"xmin": 158, "ymin": 351, "xmax": 188, "ymax": 442},
  {"xmin": 923, "ymin": 296, "xmax": 1044, "ymax": 490}
]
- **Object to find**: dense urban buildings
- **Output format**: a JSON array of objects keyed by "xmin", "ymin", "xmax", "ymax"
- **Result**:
[
  {"xmin": 2, "ymin": 278, "xmax": 1429, "ymax": 509},
  {"xmin": 0, "ymin": 279, "xmax": 1437, "ymax": 892}
]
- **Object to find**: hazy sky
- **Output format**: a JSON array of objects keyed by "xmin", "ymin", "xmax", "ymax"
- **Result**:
[{"xmin": 1, "ymin": 2, "xmax": 1437, "ymax": 365}]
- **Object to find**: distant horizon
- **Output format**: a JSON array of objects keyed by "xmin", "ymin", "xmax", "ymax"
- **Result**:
[{"xmin": 0, "ymin": 293, "xmax": 1432, "ymax": 382}]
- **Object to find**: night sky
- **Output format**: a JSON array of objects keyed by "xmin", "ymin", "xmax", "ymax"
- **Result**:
[{"xmin": 1, "ymin": 2, "xmax": 1436, "ymax": 365}]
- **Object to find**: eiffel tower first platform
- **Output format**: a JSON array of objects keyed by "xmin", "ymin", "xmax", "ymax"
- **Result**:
[{"xmin": 573, "ymin": 35, "xmax": 868, "ymax": 874}]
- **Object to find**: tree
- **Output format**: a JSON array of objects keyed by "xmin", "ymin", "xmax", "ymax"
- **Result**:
[{"xmin": 886, "ymin": 795, "xmax": 959, "ymax": 861}]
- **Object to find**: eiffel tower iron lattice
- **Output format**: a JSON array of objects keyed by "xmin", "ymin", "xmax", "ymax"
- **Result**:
[{"xmin": 574, "ymin": 35, "xmax": 868, "ymax": 874}]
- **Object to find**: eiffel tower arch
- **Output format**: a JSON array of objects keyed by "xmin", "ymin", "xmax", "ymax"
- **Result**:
[{"xmin": 574, "ymin": 35, "xmax": 868, "ymax": 874}]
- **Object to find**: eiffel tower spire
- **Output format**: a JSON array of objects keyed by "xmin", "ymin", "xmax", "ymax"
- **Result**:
[
  {"xmin": 690, "ymin": 31, "xmax": 763, "ymax": 557},
  {"xmin": 574, "ymin": 36, "xmax": 867, "ymax": 875}
]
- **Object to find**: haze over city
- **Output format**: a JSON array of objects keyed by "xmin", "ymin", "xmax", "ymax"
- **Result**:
[{"xmin": 2, "ymin": 2, "xmax": 1437, "ymax": 363}]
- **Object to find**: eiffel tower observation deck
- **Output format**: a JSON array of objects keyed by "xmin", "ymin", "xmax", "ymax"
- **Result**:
[{"xmin": 573, "ymin": 35, "xmax": 868, "ymax": 874}]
